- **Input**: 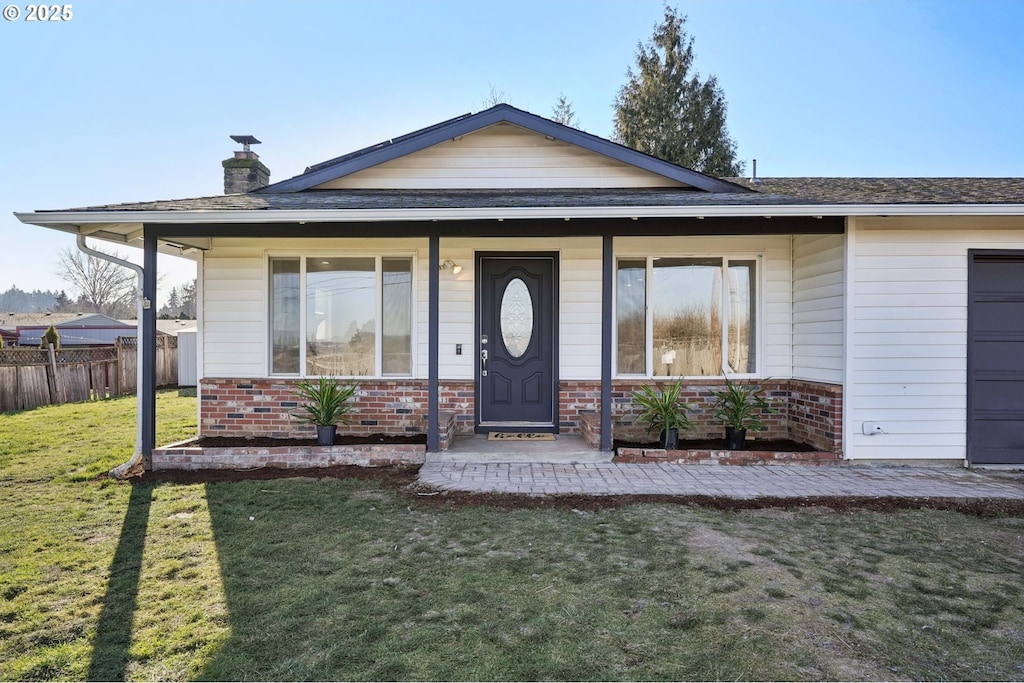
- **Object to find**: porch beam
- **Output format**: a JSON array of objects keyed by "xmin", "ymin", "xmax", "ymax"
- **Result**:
[
  {"xmin": 141, "ymin": 226, "xmax": 158, "ymax": 467},
  {"xmin": 600, "ymin": 235, "xmax": 613, "ymax": 452},
  {"xmin": 427, "ymin": 235, "xmax": 440, "ymax": 452},
  {"xmin": 153, "ymin": 215, "xmax": 845, "ymax": 240}
]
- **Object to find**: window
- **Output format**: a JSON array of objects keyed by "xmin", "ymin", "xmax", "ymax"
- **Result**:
[
  {"xmin": 269, "ymin": 256, "xmax": 413, "ymax": 376},
  {"xmin": 616, "ymin": 256, "xmax": 757, "ymax": 377}
]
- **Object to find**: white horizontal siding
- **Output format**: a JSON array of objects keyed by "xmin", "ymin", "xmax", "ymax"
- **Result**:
[
  {"xmin": 847, "ymin": 216, "xmax": 1024, "ymax": 461},
  {"xmin": 314, "ymin": 123, "xmax": 687, "ymax": 190},
  {"xmin": 201, "ymin": 243, "xmax": 266, "ymax": 378},
  {"xmin": 792, "ymin": 233, "xmax": 844, "ymax": 383}
]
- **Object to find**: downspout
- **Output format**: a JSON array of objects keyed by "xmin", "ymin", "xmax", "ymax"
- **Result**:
[{"xmin": 75, "ymin": 234, "xmax": 148, "ymax": 479}]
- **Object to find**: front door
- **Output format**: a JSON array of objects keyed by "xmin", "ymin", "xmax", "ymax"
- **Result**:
[{"xmin": 477, "ymin": 254, "xmax": 558, "ymax": 432}]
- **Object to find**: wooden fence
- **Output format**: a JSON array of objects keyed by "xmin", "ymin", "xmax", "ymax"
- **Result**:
[{"xmin": 0, "ymin": 336, "xmax": 178, "ymax": 413}]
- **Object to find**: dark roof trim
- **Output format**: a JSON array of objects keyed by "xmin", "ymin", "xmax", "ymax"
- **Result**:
[
  {"xmin": 259, "ymin": 104, "xmax": 752, "ymax": 195},
  {"xmin": 148, "ymin": 215, "xmax": 843, "ymax": 240}
]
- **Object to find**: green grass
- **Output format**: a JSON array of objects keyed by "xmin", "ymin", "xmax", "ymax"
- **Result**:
[{"xmin": 2, "ymin": 392, "xmax": 1024, "ymax": 680}]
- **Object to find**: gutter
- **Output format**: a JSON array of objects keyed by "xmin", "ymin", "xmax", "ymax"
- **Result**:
[
  {"xmin": 14, "ymin": 203, "xmax": 1024, "ymax": 229},
  {"xmin": 75, "ymin": 234, "xmax": 149, "ymax": 479}
]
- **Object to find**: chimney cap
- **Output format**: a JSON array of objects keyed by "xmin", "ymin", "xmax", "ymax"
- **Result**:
[{"xmin": 230, "ymin": 135, "xmax": 261, "ymax": 146}]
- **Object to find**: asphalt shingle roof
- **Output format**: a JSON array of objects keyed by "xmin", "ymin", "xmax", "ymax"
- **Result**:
[
  {"xmin": 728, "ymin": 177, "xmax": 1024, "ymax": 204},
  {"xmin": 34, "ymin": 178, "xmax": 1024, "ymax": 215}
]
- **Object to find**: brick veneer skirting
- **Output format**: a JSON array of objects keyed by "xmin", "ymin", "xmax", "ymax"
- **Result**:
[
  {"xmin": 153, "ymin": 439, "xmax": 425, "ymax": 470},
  {"xmin": 197, "ymin": 377, "xmax": 842, "ymax": 454}
]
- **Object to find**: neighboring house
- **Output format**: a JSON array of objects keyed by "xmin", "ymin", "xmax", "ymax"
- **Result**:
[
  {"xmin": 1, "ymin": 312, "xmax": 134, "ymax": 347},
  {"xmin": 16, "ymin": 104, "xmax": 1024, "ymax": 466},
  {"xmin": 0, "ymin": 312, "xmax": 185, "ymax": 347}
]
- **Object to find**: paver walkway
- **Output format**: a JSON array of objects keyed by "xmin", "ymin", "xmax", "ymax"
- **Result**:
[{"xmin": 419, "ymin": 458, "xmax": 1024, "ymax": 500}]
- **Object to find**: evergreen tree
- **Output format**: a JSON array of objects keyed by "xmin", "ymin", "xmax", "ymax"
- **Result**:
[
  {"xmin": 613, "ymin": 6, "xmax": 743, "ymax": 177},
  {"xmin": 178, "ymin": 279, "xmax": 197, "ymax": 318},
  {"xmin": 0, "ymin": 286, "xmax": 59, "ymax": 313},
  {"xmin": 39, "ymin": 324, "xmax": 60, "ymax": 350},
  {"xmin": 51, "ymin": 290, "xmax": 72, "ymax": 312},
  {"xmin": 551, "ymin": 94, "xmax": 580, "ymax": 128}
]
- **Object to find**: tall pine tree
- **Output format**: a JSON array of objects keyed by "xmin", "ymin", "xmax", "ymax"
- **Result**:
[{"xmin": 613, "ymin": 6, "xmax": 743, "ymax": 177}]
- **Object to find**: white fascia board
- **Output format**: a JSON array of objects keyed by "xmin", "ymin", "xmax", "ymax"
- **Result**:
[{"xmin": 15, "ymin": 204, "xmax": 1024, "ymax": 228}]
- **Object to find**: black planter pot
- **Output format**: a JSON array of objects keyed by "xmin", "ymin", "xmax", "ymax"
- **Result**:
[
  {"xmin": 316, "ymin": 425, "xmax": 337, "ymax": 446},
  {"xmin": 725, "ymin": 426, "xmax": 747, "ymax": 450},
  {"xmin": 659, "ymin": 427, "xmax": 680, "ymax": 450}
]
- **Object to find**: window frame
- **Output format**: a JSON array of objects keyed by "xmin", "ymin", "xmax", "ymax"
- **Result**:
[
  {"xmin": 266, "ymin": 251, "xmax": 417, "ymax": 378},
  {"xmin": 613, "ymin": 253, "xmax": 764, "ymax": 379}
]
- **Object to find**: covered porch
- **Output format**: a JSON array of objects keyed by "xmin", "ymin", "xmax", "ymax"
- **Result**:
[{"xmin": 138, "ymin": 212, "xmax": 845, "ymax": 465}]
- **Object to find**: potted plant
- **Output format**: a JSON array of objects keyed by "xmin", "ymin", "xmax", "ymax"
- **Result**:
[
  {"xmin": 291, "ymin": 377, "xmax": 357, "ymax": 446},
  {"xmin": 631, "ymin": 380, "xmax": 694, "ymax": 449},
  {"xmin": 709, "ymin": 376, "xmax": 778, "ymax": 450}
]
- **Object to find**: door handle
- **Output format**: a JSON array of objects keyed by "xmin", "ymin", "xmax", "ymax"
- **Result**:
[{"xmin": 480, "ymin": 349, "xmax": 488, "ymax": 376}]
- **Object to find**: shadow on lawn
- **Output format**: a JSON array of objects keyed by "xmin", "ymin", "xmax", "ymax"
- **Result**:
[{"xmin": 86, "ymin": 485, "xmax": 153, "ymax": 682}]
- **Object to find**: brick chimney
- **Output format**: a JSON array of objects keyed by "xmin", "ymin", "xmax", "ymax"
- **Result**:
[{"xmin": 223, "ymin": 135, "xmax": 270, "ymax": 193}]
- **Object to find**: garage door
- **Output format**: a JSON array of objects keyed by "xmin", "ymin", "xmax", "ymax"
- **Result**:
[{"xmin": 968, "ymin": 251, "xmax": 1024, "ymax": 465}]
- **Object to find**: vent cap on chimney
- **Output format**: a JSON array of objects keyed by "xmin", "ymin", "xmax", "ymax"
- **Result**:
[{"xmin": 223, "ymin": 134, "xmax": 270, "ymax": 194}]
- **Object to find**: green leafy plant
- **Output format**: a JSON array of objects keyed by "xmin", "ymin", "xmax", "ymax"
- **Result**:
[
  {"xmin": 709, "ymin": 376, "xmax": 777, "ymax": 432},
  {"xmin": 39, "ymin": 324, "xmax": 60, "ymax": 350},
  {"xmin": 291, "ymin": 377, "xmax": 357, "ymax": 427},
  {"xmin": 631, "ymin": 380, "xmax": 694, "ymax": 448}
]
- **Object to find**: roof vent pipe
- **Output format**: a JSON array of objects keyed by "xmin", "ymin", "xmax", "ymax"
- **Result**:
[
  {"xmin": 751, "ymin": 159, "xmax": 758, "ymax": 183},
  {"xmin": 75, "ymin": 234, "xmax": 147, "ymax": 479}
]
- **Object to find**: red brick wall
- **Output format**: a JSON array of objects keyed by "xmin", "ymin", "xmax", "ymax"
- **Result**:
[
  {"xmin": 198, "ymin": 377, "xmax": 842, "ymax": 453},
  {"xmin": 563, "ymin": 379, "xmax": 841, "ymax": 453},
  {"xmin": 439, "ymin": 381, "xmax": 475, "ymax": 434},
  {"xmin": 200, "ymin": 378, "xmax": 429, "ymax": 438},
  {"xmin": 609, "ymin": 379, "xmax": 791, "ymax": 442},
  {"xmin": 786, "ymin": 380, "xmax": 843, "ymax": 454}
]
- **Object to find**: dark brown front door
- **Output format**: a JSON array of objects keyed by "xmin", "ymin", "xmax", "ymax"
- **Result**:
[
  {"xmin": 968, "ymin": 250, "xmax": 1024, "ymax": 465},
  {"xmin": 476, "ymin": 254, "xmax": 558, "ymax": 432}
]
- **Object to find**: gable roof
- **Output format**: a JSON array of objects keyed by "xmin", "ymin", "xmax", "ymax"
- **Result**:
[
  {"xmin": 260, "ymin": 104, "xmax": 752, "ymax": 194},
  {"xmin": 0, "ymin": 312, "xmax": 130, "ymax": 330}
]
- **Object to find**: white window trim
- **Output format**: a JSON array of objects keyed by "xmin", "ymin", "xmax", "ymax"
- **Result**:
[
  {"xmin": 612, "ymin": 252, "xmax": 765, "ymax": 379},
  {"xmin": 266, "ymin": 251, "xmax": 418, "ymax": 379}
]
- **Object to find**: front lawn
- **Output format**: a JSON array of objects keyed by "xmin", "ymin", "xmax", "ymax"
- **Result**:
[{"xmin": 1, "ymin": 392, "xmax": 1022, "ymax": 680}]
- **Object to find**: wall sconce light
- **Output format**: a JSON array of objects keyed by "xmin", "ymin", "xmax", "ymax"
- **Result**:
[{"xmin": 439, "ymin": 259, "xmax": 462, "ymax": 275}]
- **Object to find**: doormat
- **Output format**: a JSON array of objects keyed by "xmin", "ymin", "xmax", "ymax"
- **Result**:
[{"xmin": 488, "ymin": 432, "xmax": 556, "ymax": 441}]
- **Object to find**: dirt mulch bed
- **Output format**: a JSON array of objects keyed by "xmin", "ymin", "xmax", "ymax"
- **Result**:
[
  {"xmin": 614, "ymin": 438, "xmax": 817, "ymax": 451},
  {"xmin": 134, "ymin": 464, "xmax": 1024, "ymax": 518},
  {"xmin": 181, "ymin": 434, "xmax": 427, "ymax": 448}
]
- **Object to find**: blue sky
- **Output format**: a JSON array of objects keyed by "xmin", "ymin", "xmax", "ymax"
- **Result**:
[{"xmin": 2, "ymin": 0, "xmax": 1022, "ymax": 300}]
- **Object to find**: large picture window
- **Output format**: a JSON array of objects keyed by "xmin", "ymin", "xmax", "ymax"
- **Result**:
[
  {"xmin": 616, "ymin": 256, "xmax": 757, "ymax": 377},
  {"xmin": 269, "ymin": 256, "xmax": 413, "ymax": 376}
]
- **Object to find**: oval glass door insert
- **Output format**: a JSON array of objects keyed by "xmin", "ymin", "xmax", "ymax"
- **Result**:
[{"xmin": 500, "ymin": 278, "xmax": 533, "ymax": 358}]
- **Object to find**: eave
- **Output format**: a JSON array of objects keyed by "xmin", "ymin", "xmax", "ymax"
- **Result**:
[{"xmin": 16, "ymin": 202, "xmax": 1024, "ymax": 232}]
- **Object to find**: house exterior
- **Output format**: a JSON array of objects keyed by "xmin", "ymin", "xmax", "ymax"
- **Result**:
[
  {"xmin": 0, "ymin": 313, "xmax": 184, "ymax": 347},
  {"xmin": 1, "ymin": 312, "xmax": 133, "ymax": 347},
  {"xmin": 16, "ymin": 104, "xmax": 1024, "ymax": 467}
]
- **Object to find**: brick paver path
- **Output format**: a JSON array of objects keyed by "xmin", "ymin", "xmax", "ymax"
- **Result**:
[{"xmin": 419, "ymin": 459, "xmax": 1024, "ymax": 500}]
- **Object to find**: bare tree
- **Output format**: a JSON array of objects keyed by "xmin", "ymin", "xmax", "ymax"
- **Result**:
[
  {"xmin": 481, "ymin": 84, "xmax": 511, "ymax": 108},
  {"xmin": 55, "ymin": 247, "xmax": 137, "ymax": 318}
]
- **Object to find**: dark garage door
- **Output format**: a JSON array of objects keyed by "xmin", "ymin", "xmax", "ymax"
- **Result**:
[{"xmin": 968, "ymin": 251, "xmax": 1024, "ymax": 465}]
